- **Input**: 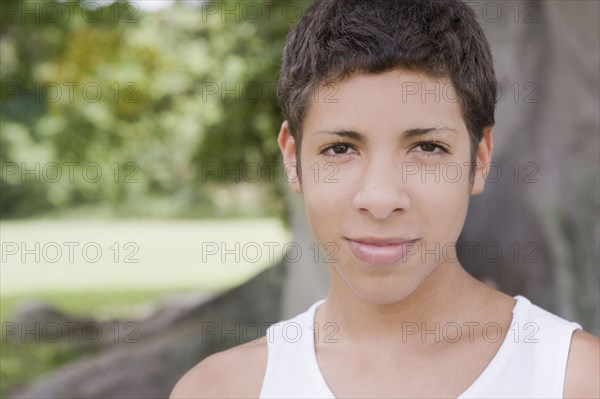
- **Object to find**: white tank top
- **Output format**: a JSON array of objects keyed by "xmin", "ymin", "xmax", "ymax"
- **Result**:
[{"xmin": 259, "ymin": 295, "xmax": 582, "ymax": 398}]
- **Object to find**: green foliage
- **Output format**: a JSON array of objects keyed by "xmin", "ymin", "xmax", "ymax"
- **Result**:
[
  {"xmin": 1, "ymin": 339, "xmax": 84, "ymax": 396},
  {"xmin": 0, "ymin": 0, "xmax": 310, "ymax": 219}
]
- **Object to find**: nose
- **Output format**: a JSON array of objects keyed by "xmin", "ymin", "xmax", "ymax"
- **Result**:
[{"xmin": 352, "ymin": 157, "xmax": 412, "ymax": 219}]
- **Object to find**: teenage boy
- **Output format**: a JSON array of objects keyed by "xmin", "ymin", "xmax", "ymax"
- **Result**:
[{"xmin": 172, "ymin": 0, "xmax": 599, "ymax": 397}]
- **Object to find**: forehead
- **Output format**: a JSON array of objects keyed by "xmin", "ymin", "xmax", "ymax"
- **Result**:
[{"xmin": 304, "ymin": 69, "xmax": 466, "ymax": 135}]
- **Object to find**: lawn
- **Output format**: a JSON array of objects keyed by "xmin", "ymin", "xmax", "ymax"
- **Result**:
[{"xmin": 0, "ymin": 218, "xmax": 290, "ymax": 395}]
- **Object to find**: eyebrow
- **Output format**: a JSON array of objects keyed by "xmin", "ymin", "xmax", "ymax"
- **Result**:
[{"xmin": 314, "ymin": 127, "xmax": 457, "ymax": 143}]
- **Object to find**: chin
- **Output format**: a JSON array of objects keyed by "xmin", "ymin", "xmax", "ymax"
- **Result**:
[{"xmin": 331, "ymin": 262, "xmax": 423, "ymax": 305}]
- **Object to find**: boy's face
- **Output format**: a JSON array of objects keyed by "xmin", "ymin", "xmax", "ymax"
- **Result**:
[{"xmin": 278, "ymin": 69, "xmax": 492, "ymax": 305}]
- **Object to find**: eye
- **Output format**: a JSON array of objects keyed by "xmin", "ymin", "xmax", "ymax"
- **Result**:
[
  {"xmin": 320, "ymin": 142, "xmax": 357, "ymax": 158},
  {"xmin": 330, "ymin": 144, "xmax": 350, "ymax": 154},
  {"xmin": 413, "ymin": 141, "xmax": 449, "ymax": 156}
]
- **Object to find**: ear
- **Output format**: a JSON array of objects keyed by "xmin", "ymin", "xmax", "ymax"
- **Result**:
[
  {"xmin": 277, "ymin": 121, "xmax": 302, "ymax": 194},
  {"xmin": 470, "ymin": 127, "xmax": 493, "ymax": 196}
]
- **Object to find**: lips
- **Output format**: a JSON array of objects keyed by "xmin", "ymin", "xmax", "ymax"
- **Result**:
[{"xmin": 345, "ymin": 237, "xmax": 418, "ymax": 265}]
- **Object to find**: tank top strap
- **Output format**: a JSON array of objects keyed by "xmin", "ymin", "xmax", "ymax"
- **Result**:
[
  {"xmin": 460, "ymin": 295, "xmax": 582, "ymax": 398},
  {"xmin": 260, "ymin": 299, "xmax": 330, "ymax": 398}
]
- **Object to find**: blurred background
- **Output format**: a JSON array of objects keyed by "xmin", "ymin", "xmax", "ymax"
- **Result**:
[{"xmin": 0, "ymin": 0, "xmax": 598, "ymax": 398}]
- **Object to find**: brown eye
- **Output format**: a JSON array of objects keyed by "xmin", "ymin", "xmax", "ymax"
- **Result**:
[
  {"xmin": 413, "ymin": 141, "xmax": 449, "ymax": 157},
  {"xmin": 419, "ymin": 142, "xmax": 438, "ymax": 152},
  {"xmin": 332, "ymin": 144, "xmax": 349, "ymax": 154},
  {"xmin": 320, "ymin": 142, "xmax": 357, "ymax": 158}
]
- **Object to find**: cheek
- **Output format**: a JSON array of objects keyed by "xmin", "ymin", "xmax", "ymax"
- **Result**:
[
  {"xmin": 301, "ymin": 163, "xmax": 355, "ymax": 243},
  {"xmin": 303, "ymin": 179, "xmax": 344, "ymax": 233},
  {"xmin": 412, "ymin": 167, "xmax": 471, "ymax": 238}
]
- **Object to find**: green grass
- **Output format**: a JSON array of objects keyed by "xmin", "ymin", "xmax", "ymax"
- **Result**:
[
  {"xmin": 0, "ymin": 218, "xmax": 290, "ymax": 295},
  {"xmin": 0, "ymin": 218, "xmax": 289, "ymax": 396},
  {"xmin": 0, "ymin": 287, "xmax": 213, "ymax": 324},
  {"xmin": 1, "ymin": 340, "xmax": 86, "ymax": 396}
]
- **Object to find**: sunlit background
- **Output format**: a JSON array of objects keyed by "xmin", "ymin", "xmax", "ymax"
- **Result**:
[{"xmin": 1, "ymin": 0, "xmax": 298, "ymax": 395}]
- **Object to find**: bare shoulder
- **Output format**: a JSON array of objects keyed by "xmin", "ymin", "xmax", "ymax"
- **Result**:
[
  {"xmin": 564, "ymin": 329, "xmax": 600, "ymax": 398},
  {"xmin": 170, "ymin": 335, "xmax": 268, "ymax": 399}
]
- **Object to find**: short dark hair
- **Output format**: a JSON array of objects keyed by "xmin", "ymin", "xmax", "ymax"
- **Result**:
[{"xmin": 278, "ymin": 0, "xmax": 498, "ymax": 178}]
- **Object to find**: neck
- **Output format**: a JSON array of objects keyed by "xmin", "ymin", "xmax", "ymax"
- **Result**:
[{"xmin": 320, "ymin": 261, "xmax": 494, "ymax": 347}]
